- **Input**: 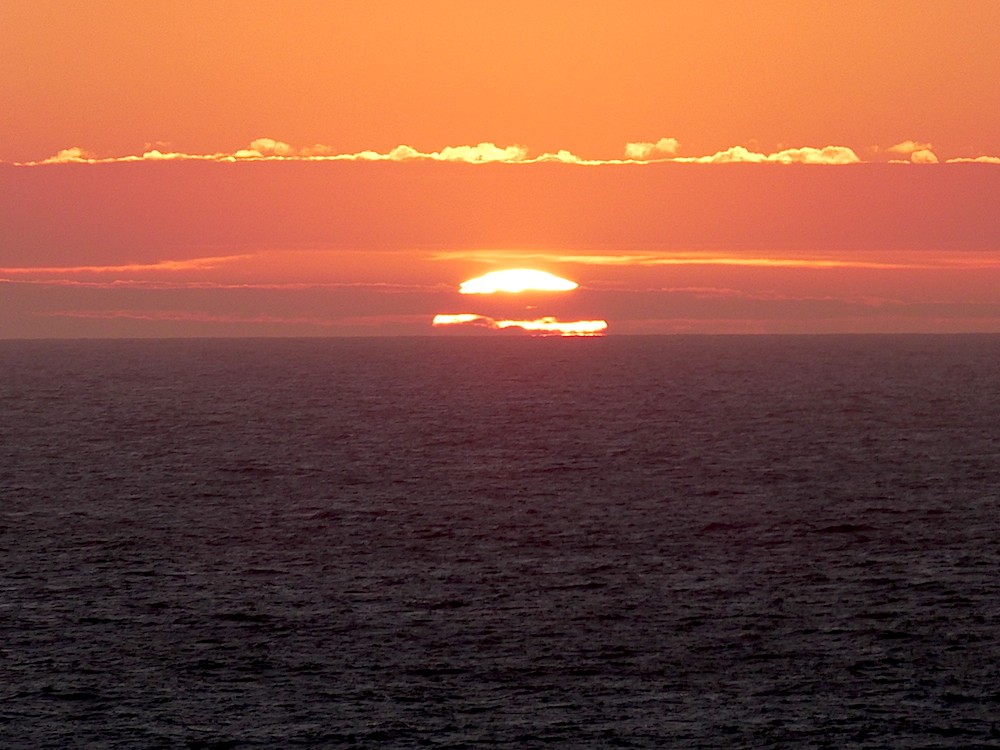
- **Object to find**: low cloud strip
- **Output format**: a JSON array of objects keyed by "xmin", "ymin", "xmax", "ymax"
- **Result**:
[
  {"xmin": 431, "ymin": 251, "xmax": 1000, "ymax": 271},
  {"xmin": 6, "ymin": 139, "xmax": 903, "ymax": 167},
  {"xmin": 12, "ymin": 137, "xmax": 999, "ymax": 166}
]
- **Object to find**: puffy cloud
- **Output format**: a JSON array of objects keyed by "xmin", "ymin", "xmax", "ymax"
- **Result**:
[
  {"xmin": 677, "ymin": 145, "xmax": 768, "ymax": 164},
  {"xmin": 888, "ymin": 140, "xmax": 933, "ymax": 155},
  {"xmin": 881, "ymin": 141, "xmax": 939, "ymax": 163},
  {"xmin": 341, "ymin": 142, "xmax": 531, "ymax": 163},
  {"xmin": 772, "ymin": 146, "xmax": 861, "ymax": 165},
  {"xmin": 299, "ymin": 143, "xmax": 337, "ymax": 156},
  {"xmin": 533, "ymin": 149, "xmax": 590, "ymax": 163},
  {"xmin": 434, "ymin": 143, "xmax": 528, "ymax": 163},
  {"xmin": 239, "ymin": 137, "xmax": 297, "ymax": 157},
  {"xmin": 138, "ymin": 149, "xmax": 195, "ymax": 161},
  {"xmin": 40, "ymin": 147, "xmax": 95, "ymax": 164},
  {"xmin": 619, "ymin": 136, "xmax": 854, "ymax": 164},
  {"xmin": 675, "ymin": 145, "xmax": 861, "ymax": 165},
  {"xmin": 382, "ymin": 144, "xmax": 419, "ymax": 161},
  {"xmin": 624, "ymin": 137, "xmax": 680, "ymax": 160},
  {"xmin": 910, "ymin": 149, "xmax": 939, "ymax": 164}
]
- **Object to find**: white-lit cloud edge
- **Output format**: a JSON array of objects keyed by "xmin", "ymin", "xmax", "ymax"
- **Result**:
[{"xmin": 9, "ymin": 138, "xmax": 999, "ymax": 167}]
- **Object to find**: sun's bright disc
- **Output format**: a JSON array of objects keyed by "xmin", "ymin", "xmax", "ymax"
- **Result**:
[{"xmin": 459, "ymin": 269, "xmax": 578, "ymax": 294}]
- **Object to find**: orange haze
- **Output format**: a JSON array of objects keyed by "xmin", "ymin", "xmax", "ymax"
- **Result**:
[
  {"xmin": 3, "ymin": 1, "xmax": 1000, "ymax": 163},
  {"xmin": 2, "ymin": 161, "xmax": 1000, "ymax": 336}
]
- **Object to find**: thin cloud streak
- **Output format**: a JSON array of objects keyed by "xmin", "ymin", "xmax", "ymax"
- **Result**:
[
  {"xmin": 0, "ymin": 255, "xmax": 253, "ymax": 275},
  {"xmin": 607, "ymin": 286, "xmax": 902, "ymax": 306},
  {"xmin": 615, "ymin": 315, "xmax": 1000, "ymax": 335},
  {"xmin": 947, "ymin": 156, "xmax": 1000, "ymax": 164},
  {"xmin": 431, "ymin": 251, "xmax": 1000, "ymax": 271},
  {"xmin": 35, "ymin": 309, "xmax": 430, "ymax": 328},
  {"xmin": 0, "ymin": 277, "xmax": 442, "ymax": 292},
  {"xmin": 36, "ymin": 309, "xmax": 344, "ymax": 325}
]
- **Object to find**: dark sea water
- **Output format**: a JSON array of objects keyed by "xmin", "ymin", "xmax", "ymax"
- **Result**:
[{"xmin": 2, "ymin": 335, "xmax": 1000, "ymax": 749}]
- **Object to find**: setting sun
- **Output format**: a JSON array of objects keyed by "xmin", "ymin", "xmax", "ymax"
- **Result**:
[
  {"xmin": 459, "ymin": 269, "xmax": 579, "ymax": 294},
  {"xmin": 432, "ymin": 314, "xmax": 607, "ymax": 336},
  {"xmin": 439, "ymin": 269, "xmax": 605, "ymax": 335}
]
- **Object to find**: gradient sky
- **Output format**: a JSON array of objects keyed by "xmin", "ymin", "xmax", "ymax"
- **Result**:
[{"xmin": 2, "ymin": 0, "xmax": 999, "ymax": 337}]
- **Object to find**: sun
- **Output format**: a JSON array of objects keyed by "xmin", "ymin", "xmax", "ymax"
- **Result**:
[
  {"xmin": 432, "ymin": 314, "xmax": 607, "ymax": 336},
  {"xmin": 459, "ymin": 269, "xmax": 579, "ymax": 294},
  {"xmin": 437, "ymin": 268, "xmax": 605, "ymax": 335}
]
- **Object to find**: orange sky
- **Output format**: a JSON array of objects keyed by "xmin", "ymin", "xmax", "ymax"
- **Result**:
[
  {"xmin": 3, "ymin": 0, "xmax": 1000, "ymax": 162},
  {"xmin": 2, "ymin": 1, "xmax": 999, "ymax": 336}
]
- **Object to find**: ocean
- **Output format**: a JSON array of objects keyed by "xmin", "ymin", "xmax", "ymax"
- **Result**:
[{"xmin": 2, "ymin": 335, "xmax": 999, "ymax": 749}]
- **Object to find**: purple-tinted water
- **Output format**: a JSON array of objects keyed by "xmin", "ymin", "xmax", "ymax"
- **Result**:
[{"xmin": 2, "ymin": 336, "xmax": 999, "ymax": 749}]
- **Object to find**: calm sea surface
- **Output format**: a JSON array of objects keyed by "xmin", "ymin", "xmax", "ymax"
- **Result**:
[{"xmin": 2, "ymin": 336, "xmax": 999, "ymax": 749}]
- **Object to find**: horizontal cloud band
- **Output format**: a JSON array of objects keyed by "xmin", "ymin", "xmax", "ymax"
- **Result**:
[
  {"xmin": 12, "ymin": 137, "xmax": 1000, "ymax": 167},
  {"xmin": 7, "ymin": 139, "xmax": 924, "ymax": 167}
]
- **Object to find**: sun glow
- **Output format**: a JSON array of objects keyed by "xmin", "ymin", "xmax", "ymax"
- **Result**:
[
  {"xmin": 432, "ymin": 314, "xmax": 483, "ymax": 325},
  {"xmin": 443, "ymin": 269, "xmax": 603, "ymax": 335},
  {"xmin": 433, "ymin": 314, "xmax": 607, "ymax": 336},
  {"xmin": 497, "ymin": 317, "xmax": 607, "ymax": 336},
  {"xmin": 459, "ymin": 269, "xmax": 579, "ymax": 294}
]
